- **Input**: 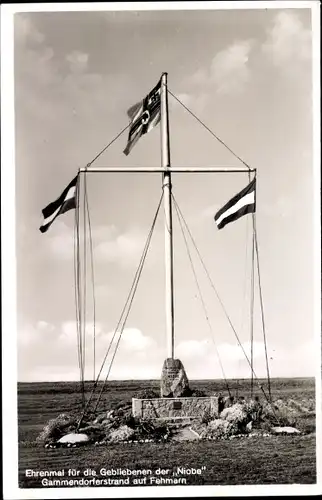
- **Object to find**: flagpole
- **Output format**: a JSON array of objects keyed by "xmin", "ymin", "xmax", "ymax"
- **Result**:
[{"xmin": 160, "ymin": 72, "xmax": 175, "ymax": 359}]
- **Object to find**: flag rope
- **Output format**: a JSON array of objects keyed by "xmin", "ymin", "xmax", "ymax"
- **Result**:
[
  {"xmin": 172, "ymin": 194, "xmax": 232, "ymax": 397},
  {"xmin": 74, "ymin": 174, "xmax": 85, "ymax": 407},
  {"xmin": 83, "ymin": 175, "xmax": 97, "ymax": 383},
  {"xmin": 247, "ymin": 172, "xmax": 256, "ymax": 398},
  {"xmin": 76, "ymin": 192, "xmax": 164, "ymax": 428},
  {"xmin": 171, "ymin": 193, "xmax": 279, "ymax": 420},
  {"xmin": 85, "ymin": 123, "xmax": 131, "ymax": 168},
  {"xmin": 254, "ymin": 216, "xmax": 272, "ymax": 402},
  {"xmin": 72, "ymin": 122, "xmax": 131, "ymax": 405},
  {"xmin": 92, "ymin": 192, "xmax": 163, "ymax": 414},
  {"xmin": 250, "ymin": 214, "xmax": 255, "ymax": 398},
  {"xmin": 73, "ymin": 178, "xmax": 81, "ymax": 401},
  {"xmin": 168, "ymin": 89, "xmax": 252, "ymax": 171},
  {"xmin": 82, "ymin": 172, "xmax": 87, "ymax": 383},
  {"xmin": 237, "ymin": 214, "xmax": 250, "ymax": 398},
  {"xmin": 81, "ymin": 169, "xmax": 97, "ymax": 384}
]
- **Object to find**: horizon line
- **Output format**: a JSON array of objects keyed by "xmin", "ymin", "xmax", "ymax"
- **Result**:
[{"xmin": 17, "ymin": 375, "xmax": 315, "ymax": 384}]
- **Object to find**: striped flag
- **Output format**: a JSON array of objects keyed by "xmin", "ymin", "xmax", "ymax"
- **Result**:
[
  {"xmin": 214, "ymin": 177, "xmax": 256, "ymax": 230},
  {"xmin": 39, "ymin": 175, "xmax": 78, "ymax": 233},
  {"xmin": 123, "ymin": 79, "xmax": 161, "ymax": 156}
]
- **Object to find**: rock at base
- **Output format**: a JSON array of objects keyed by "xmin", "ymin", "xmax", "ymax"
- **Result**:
[
  {"xmin": 246, "ymin": 421, "xmax": 253, "ymax": 433},
  {"xmin": 271, "ymin": 426, "xmax": 301, "ymax": 435},
  {"xmin": 172, "ymin": 427, "xmax": 200, "ymax": 441},
  {"xmin": 109, "ymin": 425, "xmax": 135, "ymax": 442},
  {"xmin": 160, "ymin": 358, "xmax": 190, "ymax": 398},
  {"xmin": 58, "ymin": 433, "xmax": 89, "ymax": 444}
]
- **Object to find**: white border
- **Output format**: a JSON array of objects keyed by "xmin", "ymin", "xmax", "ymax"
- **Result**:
[
  {"xmin": 311, "ymin": 0, "xmax": 321, "ymax": 489},
  {"xmin": 0, "ymin": 1, "xmax": 318, "ymax": 13},
  {"xmin": 1, "ymin": 2, "xmax": 321, "ymax": 499}
]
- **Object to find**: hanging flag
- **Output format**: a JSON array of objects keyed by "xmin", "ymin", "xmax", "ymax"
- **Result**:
[
  {"xmin": 214, "ymin": 177, "xmax": 256, "ymax": 230},
  {"xmin": 123, "ymin": 79, "xmax": 161, "ymax": 156},
  {"xmin": 39, "ymin": 175, "xmax": 78, "ymax": 233}
]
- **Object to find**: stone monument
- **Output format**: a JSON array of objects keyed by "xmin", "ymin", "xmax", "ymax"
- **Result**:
[
  {"xmin": 132, "ymin": 358, "xmax": 219, "ymax": 420},
  {"xmin": 160, "ymin": 358, "xmax": 190, "ymax": 397}
]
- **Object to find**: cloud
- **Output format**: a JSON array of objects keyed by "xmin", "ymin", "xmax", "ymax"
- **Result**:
[
  {"xmin": 37, "ymin": 320, "xmax": 55, "ymax": 332},
  {"xmin": 14, "ymin": 21, "xmax": 123, "ymax": 136},
  {"xmin": 189, "ymin": 68, "xmax": 209, "ymax": 87},
  {"xmin": 176, "ymin": 339, "xmax": 210, "ymax": 358},
  {"xmin": 262, "ymin": 11, "xmax": 311, "ymax": 67},
  {"xmin": 176, "ymin": 39, "xmax": 254, "ymax": 113},
  {"xmin": 44, "ymin": 220, "xmax": 75, "ymax": 260},
  {"xmin": 94, "ymin": 227, "xmax": 148, "ymax": 269},
  {"xmin": 176, "ymin": 338, "xmax": 315, "ymax": 379},
  {"xmin": 60, "ymin": 320, "xmax": 104, "ymax": 345},
  {"xmin": 180, "ymin": 11, "xmax": 311, "ymax": 107},
  {"xmin": 18, "ymin": 317, "xmax": 316, "ymax": 381},
  {"xmin": 261, "ymin": 196, "xmax": 295, "ymax": 218},
  {"xmin": 66, "ymin": 50, "xmax": 89, "ymax": 73},
  {"xmin": 200, "ymin": 203, "xmax": 221, "ymax": 219},
  {"xmin": 18, "ymin": 327, "xmax": 40, "ymax": 348},
  {"xmin": 18, "ymin": 321, "xmax": 162, "ymax": 381},
  {"xmin": 218, "ymin": 340, "xmax": 266, "ymax": 363},
  {"xmin": 210, "ymin": 40, "xmax": 254, "ymax": 94},
  {"xmin": 169, "ymin": 91, "xmax": 208, "ymax": 114},
  {"xmin": 177, "ymin": 339, "xmax": 265, "ymax": 364},
  {"xmin": 15, "ymin": 15, "xmax": 45, "ymax": 45},
  {"xmin": 118, "ymin": 328, "xmax": 157, "ymax": 352},
  {"xmin": 95, "ymin": 328, "xmax": 158, "ymax": 358},
  {"xmin": 95, "ymin": 283, "xmax": 112, "ymax": 300},
  {"xmin": 186, "ymin": 39, "xmax": 254, "ymax": 97},
  {"xmin": 174, "ymin": 92, "xmax": 193, "ymax": 107},
  {"xmin": 43, "ymin": 220, "xmax": 151, "ymax": 270},
  {"xmin": 27, "ymin": 360, "xmax": 163, "ymax": 382}
]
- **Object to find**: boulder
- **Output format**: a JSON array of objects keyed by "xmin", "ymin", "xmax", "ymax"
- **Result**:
[
  {"xmin": 223, "ymin": 396, "xmax": 235, "ymax": 409},
  {"xmin": 202, "ymin": 419, "xmax": 238, "ymax": 439},
  {"xmin": 93, "ymin": 414, "xmax": 105, "ymax": 425},
  {"xmin": 220, "ymin": 404, "xmax": 248, "ymax": 425},
  {"xmin": 246, "ymin": 421, "xmax": 253, "ymax": 433},
  {"xmin": 108, "ymin": 425, "xmax": 135, "ymax": 442},
  {"xmin": 58, "ymin": 433, "xmax": 89, "ymax": 444},
  {"xmin": 36, "ymin": 413, "xmax": 77, "ymax": 443},
  {"xmin": 271, "ymin": 426, "xmax": 300, "ymax": 435},
  {"xmin": 160, "ymin": 358, "xmax": 190, "ymax": 398}
]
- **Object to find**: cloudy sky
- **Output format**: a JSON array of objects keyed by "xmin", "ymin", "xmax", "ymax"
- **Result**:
[{"xmin": 12, "ymin": 4, "xmax": 318, "ymax": 382}]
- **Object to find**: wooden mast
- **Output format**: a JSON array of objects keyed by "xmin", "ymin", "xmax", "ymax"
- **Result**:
[{"xmin": 160, "ymin": 72, "xmax": 175, "ymax": 359}]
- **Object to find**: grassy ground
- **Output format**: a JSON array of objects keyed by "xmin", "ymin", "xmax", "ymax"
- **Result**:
[{"xmin": 18, "ymin": 378, "xmax": 316, "ymax": 488}]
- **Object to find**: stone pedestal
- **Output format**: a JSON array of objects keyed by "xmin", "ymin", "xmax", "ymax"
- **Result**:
[
  {"xmin": 132, "ymin": 396, "xmax": 220, "ymax": 420},
  {"xmin": 160, "ymin": 358, "xmax": 190, "ymax": 398}
]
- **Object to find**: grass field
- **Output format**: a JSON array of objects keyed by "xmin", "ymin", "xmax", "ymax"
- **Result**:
[{"xmin": 18, "ymin": 377, "xmax": 316, "ymax": 488}]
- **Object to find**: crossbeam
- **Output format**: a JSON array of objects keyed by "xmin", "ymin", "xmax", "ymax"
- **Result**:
[{"xmin": 79, "ymin": 166, "xmax": 255, "ymax": 173}]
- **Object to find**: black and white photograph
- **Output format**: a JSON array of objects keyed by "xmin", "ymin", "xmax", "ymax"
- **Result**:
[{"xmin": 1, "ymin": 1, "xmax": 321, "ymax": 498}]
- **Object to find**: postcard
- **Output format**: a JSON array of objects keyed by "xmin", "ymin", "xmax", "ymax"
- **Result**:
[{"xmin": 1, "ymin": 1, "xmax": 321, "ymax": 498}]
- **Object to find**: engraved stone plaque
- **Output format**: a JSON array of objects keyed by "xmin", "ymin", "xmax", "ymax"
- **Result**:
[{"xmin": 160, "ymin": 358, "xmax": 190, "ymax": 397}]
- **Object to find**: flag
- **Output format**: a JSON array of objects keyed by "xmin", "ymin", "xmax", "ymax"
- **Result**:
[
  {"xmin": 39, "ymin": 175, "xmax": 78, "ymax": 233},
  {"xmin": 214, "ymin": 177, "xmax": 256, "ymax": 230},
  {"xmin": 123, "ymin": 79, "xmax": 161, "ymax": 156}
]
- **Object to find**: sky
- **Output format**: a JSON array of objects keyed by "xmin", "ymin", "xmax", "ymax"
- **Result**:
[{"xmin": 12, "ymin": 3, "xmax": 318, "ymax": 382}]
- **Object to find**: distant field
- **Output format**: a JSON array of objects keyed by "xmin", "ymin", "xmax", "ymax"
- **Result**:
[{"xmin": 18, "ymin": 378, "xmax": 316, "ymax": 488}]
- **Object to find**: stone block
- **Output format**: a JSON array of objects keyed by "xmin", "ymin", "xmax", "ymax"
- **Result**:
[
  {"xmin": 210, "ymin": 396, "xmax": 220, "ymax": 417},
  {"xmin": 160, "ymin": 358, "xmax": 190, "ymax": 397},
  {"xmin": 58, "ymin": 433, "xmax": 89, "ymax": 444},
  {"xmin": 132, "ymin": 398, "xmax": 143, "ymax": 418},
  {"xmin": 132, "ymin": 396, "xmax": 217, "ymax": 420}
]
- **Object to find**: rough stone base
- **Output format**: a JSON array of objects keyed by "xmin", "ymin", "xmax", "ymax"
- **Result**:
[
  {"xmin": 132, "ymin": 396, "xmax": 219, "ymax": 420},
  {"xmin": 160, "ymin": 358, "xmax": 190, "ymax": 398}
]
